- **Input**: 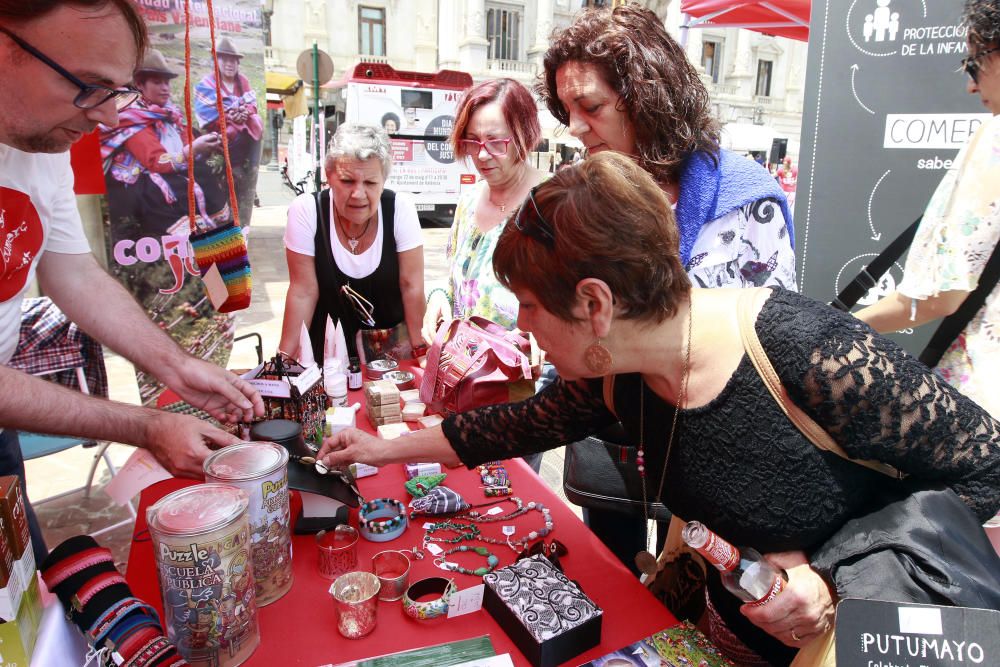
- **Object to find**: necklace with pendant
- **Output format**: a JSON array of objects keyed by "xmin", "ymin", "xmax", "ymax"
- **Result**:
[
  {"xmin": 634, "ymin": 300, "xmax": 693, "ymax": 580},
  {"xmin": 487, "ymin": 193, "xmax": 506, "ymax": 214},
  {"xmin": 337, "ymin": 211, "xmax": 373, "ymax": 254}
]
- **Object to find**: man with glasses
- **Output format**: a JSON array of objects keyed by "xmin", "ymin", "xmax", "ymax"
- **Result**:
[
  {"xmin": 0, "ymin": 0, "xmax": 264, "ymax": 564},
  {"xmin": 857, "ymin": 0, "xmax": 1000, "ymax": 421}
]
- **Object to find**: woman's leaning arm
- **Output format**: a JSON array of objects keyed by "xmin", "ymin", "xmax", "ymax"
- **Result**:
[
  {"xmin": 319, "ymin": 376, "xmax": 617, "ymax": 470},
  {"xmin": 320, "ymin": 425, "xmax": 460, "ymax": 468},
  {"xmin": 397, "ymin": 247, "xmax": 427, "ymax": 347},
  {"xmin": 855, "ymin": 289, "xmax": 970, "ymax": 333},
  {"xmin": 440, "ymin": 376, "xmax": 616, "ymax": 467},
  {"xmin": 278, "ymin": 249, "xmax": 320, "ymax": 358}
]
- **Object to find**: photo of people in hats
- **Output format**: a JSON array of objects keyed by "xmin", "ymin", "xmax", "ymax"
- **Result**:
[
  {"xmin": 98, "ymin": 2, "xmax": 265, "ymax": 411},
  {"xmin": 194, "ymin": 36, "xmax": 264, "ymax": 223},
  {"xmin": 101, "ymin": 48, "xmax": 232, "ymax": 237}
]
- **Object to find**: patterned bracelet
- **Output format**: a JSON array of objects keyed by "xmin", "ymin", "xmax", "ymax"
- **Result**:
[
  {"xmin": 359, "ymin": 498, "xmax": 408, "ymax": 542},
  {"xmin": 478, "ymin": 461, "xmax": 512, "ymax": 497},
  {"xmin": 402, "ymin": 577, "xmax": 457, "ymax": 620}
]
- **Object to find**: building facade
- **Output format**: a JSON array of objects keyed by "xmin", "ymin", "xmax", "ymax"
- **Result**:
[{"xmin": 263, "ymin": 0, "xmax": 806, "ymax": 162}]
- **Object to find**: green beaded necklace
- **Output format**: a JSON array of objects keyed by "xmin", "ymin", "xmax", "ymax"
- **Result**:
[
  {"xmin": 423, "ymin": 520, "xmax": 480, "ymax": 545},
  {"xmin": 435, "ymin": 545, "xmax": 500, "ymax": 577}
]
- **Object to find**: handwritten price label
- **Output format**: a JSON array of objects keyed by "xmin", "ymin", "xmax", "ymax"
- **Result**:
[{"xmin": 447, "ymin": 584, "xmax": 485, "ymax": 618}]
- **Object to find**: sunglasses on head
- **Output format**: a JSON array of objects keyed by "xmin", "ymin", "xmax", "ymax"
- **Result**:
[
  {"xmin": 961, "ymin": 46, "xmax": 1000, "ymax": 84},
  {"xmin": 512, "ymin": 185, "xmax": 556, "ymax": 247},
  {"xmin": 340, "ymin": 284, "xmax": 376, "ymax": 328}
]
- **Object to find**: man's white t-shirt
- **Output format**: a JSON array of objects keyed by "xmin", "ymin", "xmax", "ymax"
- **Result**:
[
  {"xmin": 284, "ymin": 190, "xmax": 423, "ymax": 275},
  {"xmin": 0, "ymin": 146, "xmax": 91, "ymax": 365}
]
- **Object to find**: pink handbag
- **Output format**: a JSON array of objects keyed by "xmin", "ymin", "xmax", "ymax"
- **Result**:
[{"xmin": 419, "ymin": 316, "xmax": 532, "ymax": 415}]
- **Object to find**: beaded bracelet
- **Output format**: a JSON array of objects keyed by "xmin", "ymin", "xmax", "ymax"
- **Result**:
[
  {"xmin": 426, "ymin": 287, "xmax": 450, "ymax": 306},
  {"xmin": 359, "ymin": 498, "xmax": 408, "ymax": 542},
  {"xmin": 402, "ymin": 577, "xmax": 457, "ymax": 620},
  {"xmin": 435, "ymin": 545, "xmax": 500, "ymax": 577}
]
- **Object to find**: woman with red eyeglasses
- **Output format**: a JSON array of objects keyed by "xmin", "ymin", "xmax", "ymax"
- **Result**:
[
  {"xmin": 857, "ymin": 0, "xmax": 1000, "ymax": 420},
  {"xmin": 421, "ymin": 79, "xmax": 547, "ymax": 471}
]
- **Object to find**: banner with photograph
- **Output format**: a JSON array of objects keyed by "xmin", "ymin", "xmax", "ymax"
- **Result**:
[{"xmin": 101, "ymin": 0, "xmax": 265, "ymax": 408}]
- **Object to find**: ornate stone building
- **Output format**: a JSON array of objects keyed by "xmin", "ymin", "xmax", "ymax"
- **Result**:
[{"xmin": 264, "ymin": 0, "xmax": 806, "ymax": 160}]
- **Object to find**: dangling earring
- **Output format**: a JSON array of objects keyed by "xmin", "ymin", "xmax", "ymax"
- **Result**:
[{"xmin": 584, "ymin": 338, "xmax": 613, "ymax": 375}]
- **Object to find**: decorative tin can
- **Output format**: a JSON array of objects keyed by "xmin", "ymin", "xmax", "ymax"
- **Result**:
[
  {"xmin": 147, "ymin": 484, "xmax": 259, "ymax": 667},
  {"xmin": 204, "ymin": 442, "xmax": 293, "ymax": 606}
]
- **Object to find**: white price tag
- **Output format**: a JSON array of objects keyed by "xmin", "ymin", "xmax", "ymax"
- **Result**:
[
  {"xmin": 486, "ymin": 506, "xmax": 504, "ymax": 516},
  {"xmin": 436, "ymin": 561, "xmax": 457, "ymax": 571},
  {"xmin": 423, "ymin": 522, "xmax": 435, "ymax": 530},
  {"xmin": 502, "ymin": 525, "xmax": 516, "ymax": 536},
  {"xmin": 426, "ymin": 543, "xmax": 444, "ymax": 556},
  {"xmin": 447, "ymin": 584, "xmax": 485, "ymax": 618}
]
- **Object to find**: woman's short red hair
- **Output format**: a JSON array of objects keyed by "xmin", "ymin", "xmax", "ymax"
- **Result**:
[
  {"xmin": 451, "ymin": 78, "xmax": 541, "ymax": 162},
  {"xmin": 493, "ymin": 152, "xmax": 690, "ymax": 324}
]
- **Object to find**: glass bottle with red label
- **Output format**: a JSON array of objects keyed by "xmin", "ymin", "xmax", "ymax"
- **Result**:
[{"xmin": 681, "ymin": 521, "xmax": 788, "ymax": 607}]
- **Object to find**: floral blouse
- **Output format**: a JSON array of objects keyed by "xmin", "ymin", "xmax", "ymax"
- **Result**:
[
  {"xmin": 686, "ymin": 198, "xmax": 798, "ymax": 290},
  {"xmin": 446, "ymin": 179, "xmax": 526, "ymax": 329},
  {"xmin": 898, "ymin": 114, "xmax": 1000, "ymax": 418}
]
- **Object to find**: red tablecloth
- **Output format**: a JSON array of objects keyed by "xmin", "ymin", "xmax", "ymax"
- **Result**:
[{"xmin": 126, "ymin": 373, "xmax": 677, "ymax": 666}]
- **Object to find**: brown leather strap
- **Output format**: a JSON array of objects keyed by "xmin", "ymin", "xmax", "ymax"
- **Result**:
[
  {"xmin": 737, "ymin": 288, "xmax": 903, "ymax": 479},
  {"xmin": 602, "ymin": 374, "xmax": 617, "ymax": 417}
]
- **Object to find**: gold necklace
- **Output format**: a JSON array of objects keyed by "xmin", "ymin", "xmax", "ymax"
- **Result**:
[
  {"xmin": 634, "ymin": 300, "xmax": 693, "ymax": 579},
  {"xmin": 487, "ymin": 192, "xmax": 506, "ymax": 214}
]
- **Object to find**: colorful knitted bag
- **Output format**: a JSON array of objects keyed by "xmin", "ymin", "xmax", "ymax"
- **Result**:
[{"xmin": 181, "ymin": 0, "xmax": 251, "ymax": 312}]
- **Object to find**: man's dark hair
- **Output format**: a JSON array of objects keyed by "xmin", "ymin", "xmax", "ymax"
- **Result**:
[
  {"xmin": 0, "ymin": 0, "xmax": 147, "ymax": 63},
  {"xmin": 964, "ymin": 0, "xmax": 1000, "ymax": 49}
]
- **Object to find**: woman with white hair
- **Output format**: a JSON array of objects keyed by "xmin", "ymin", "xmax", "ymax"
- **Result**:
[{"xmin": 279, "ymin": 123, "xmax": 426, "ymax": 363}]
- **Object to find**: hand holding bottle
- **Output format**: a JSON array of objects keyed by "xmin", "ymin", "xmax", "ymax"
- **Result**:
[
  {"xmin": 738, "ymin": 550, "xmax": 836, "ymax": 648},
  {"xmin": 682, "ymin": 522, "xmax": 835, "ymax": 647}
]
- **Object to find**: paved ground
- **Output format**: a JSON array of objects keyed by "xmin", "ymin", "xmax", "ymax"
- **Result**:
[{"xmin": 27, "ymin": 169, "xmax": 575, "ymax": 569}]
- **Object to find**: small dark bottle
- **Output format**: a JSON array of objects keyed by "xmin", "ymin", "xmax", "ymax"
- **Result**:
[{"xmin": 347, "ymin": 356, "xmax": 363, "ymax": 390}]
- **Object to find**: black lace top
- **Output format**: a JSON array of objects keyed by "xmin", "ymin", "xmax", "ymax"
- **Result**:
[{"xmin": 442, "ymin": 288, "xmax": 1000, "ymax": 661}]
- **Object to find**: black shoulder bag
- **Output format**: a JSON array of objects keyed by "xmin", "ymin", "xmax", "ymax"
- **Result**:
[{"xmin": 831, "ymin": 215, "xmax": 1000, "ymax": 367}]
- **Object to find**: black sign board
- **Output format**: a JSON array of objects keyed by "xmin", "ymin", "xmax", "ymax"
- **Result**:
[
  {"xmin": 835, "ymin": 599, "xmax": 1000, "ymax": 666},
  {"xmin": 796, "ymin": 0, "xmax": 990, "ymax": 355}
]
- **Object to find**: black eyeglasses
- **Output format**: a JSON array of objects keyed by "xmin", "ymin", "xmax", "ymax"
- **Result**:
[
  {"xmin": 961, "ymin": 46, "xmax": 1000, "ymax": 84},
  {"xmin": 512, "ymin": 186, "xmax": 556, "ymax": 247},
  {"xmin": 0, "ymin": 26, "xmax": 141, "ymax": 110}
]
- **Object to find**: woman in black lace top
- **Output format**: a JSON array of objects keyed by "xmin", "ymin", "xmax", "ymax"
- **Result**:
[{"xmin": 320, "ymin": 153, "xmax": 1000, "ymax": 665}]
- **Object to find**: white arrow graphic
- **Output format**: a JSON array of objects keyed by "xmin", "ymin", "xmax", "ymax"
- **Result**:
[
  {"xmin": 850, "ymin": 64, "xmax": 875, "ymax": 114},
  {"xmin": 867, "ymin": 169, "xmax": 890, "ymax": 241}
]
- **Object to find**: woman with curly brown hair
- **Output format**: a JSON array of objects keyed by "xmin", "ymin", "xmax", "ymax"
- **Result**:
[
  {"xmin": 539, "ymin": 4, "xmax": 795, "ymax": 290},
  {"xmin": 536, "ymin": 0, "xmax": 798, "ymax": 589}
]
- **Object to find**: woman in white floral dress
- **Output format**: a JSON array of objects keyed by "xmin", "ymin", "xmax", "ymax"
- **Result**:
[{"xmin": 859, "ymin": 2, "xmax": 1000, "ymax": 419}]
